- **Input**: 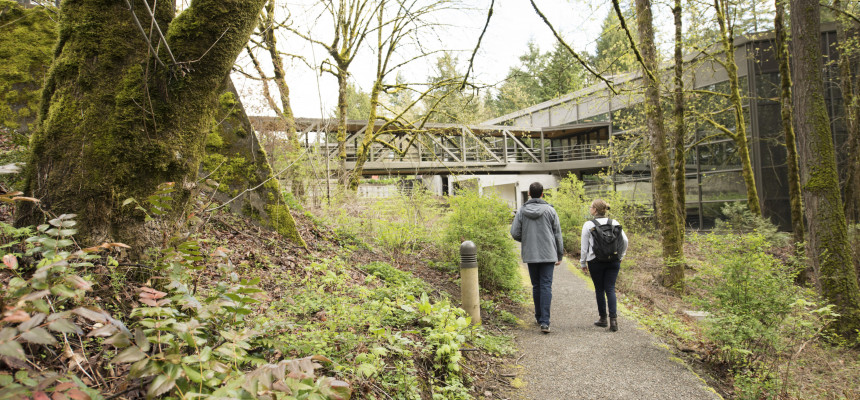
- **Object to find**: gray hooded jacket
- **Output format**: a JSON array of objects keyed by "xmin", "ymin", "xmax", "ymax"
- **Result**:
[{"xmin": 510, "ymin": 199, "xmax": 564, "ymax": 263}]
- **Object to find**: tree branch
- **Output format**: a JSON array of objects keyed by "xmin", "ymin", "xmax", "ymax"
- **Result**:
[
  {"xmin": 461, "ymin": 0, "xmax": 494, "ymax": 91},
  {"xmin": 611, "ymin": 0, "xmax": 659, "ymax": 87},
  {"xmin": 530, "ymin": 0, "xmax": 618, "ymax": 94}
]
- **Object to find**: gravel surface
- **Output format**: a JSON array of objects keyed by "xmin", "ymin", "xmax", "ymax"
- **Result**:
[{"xmin": 513, "ymin": 259, "xmax": 723, "ymax": 400}]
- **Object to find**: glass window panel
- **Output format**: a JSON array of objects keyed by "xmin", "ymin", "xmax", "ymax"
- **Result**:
[
  {"xmin": 698, "ymin": 140, "xmax": 741, "ymax": 171},
  {"xmin": 755, "ymin": 72, "xmax": 781, "ymax": 100},
  {"xmin": 761, "ymin": 166, "xmax": 788, "ymax": 201},
  {"xmin": 685, "ymin": 205, "xmax": 701, "ymax": 229},
  {"xmin": 612, "ymin": 179, "xmax": 653, "ymax": 203},
  {"xmin": 700, "ymin": 171, "xmax": 747, "ymax": 201},
  {"xmin": 763, "ymin": 199, "xmax": 792, "ymax": 231},
  {"xmin": 685, "ymin": 176, "xmax": 700, "ymax": 199}
]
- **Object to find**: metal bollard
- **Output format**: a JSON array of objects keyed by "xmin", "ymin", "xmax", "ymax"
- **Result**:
[{"xmin": 460, "ymin": 241, "xmax": 480, "ymax": 325}]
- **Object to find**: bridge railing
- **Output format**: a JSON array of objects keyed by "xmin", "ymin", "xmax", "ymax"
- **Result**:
[
  {"xmin": 545, "ymin": 144, "xmax": 606, "ymax": 162},
  {"xmin": 317, "ymin": 142, "xmax": 607, "ymax": 164}
]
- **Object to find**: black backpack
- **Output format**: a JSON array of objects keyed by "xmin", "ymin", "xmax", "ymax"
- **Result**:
[{"xmin": 589, "ymin": 218, "xmax": 623, "ymax": 262}]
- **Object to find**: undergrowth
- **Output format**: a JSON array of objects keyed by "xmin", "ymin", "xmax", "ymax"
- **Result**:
[{"xmin": 1, "ymin": 183, "xmax": 520, "ymax": 399}]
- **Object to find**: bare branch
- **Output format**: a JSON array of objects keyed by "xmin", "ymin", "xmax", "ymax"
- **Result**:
[
  {"xmin": 530, "ymin": 0, "xmax": 618, "ymax": 94},
  {"xmin": 822, "ymin": 2, "xmax": 860, "ymax": 25},
  {"xmin": 461, "ymin": 0, "xmax": 494, "ymax": 91},
  {"xmin": 611, "ymin": 0, "xmax": 658, "ymax": 87}
]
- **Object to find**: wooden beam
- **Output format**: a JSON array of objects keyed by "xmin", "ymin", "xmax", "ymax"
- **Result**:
[
  {"xmin": 503, "ymin": 130, "xmax": 540, "ymax": 163},
  {"xmin": 463, "ymin": 127, "xmax": 503, "ymax": 163}
]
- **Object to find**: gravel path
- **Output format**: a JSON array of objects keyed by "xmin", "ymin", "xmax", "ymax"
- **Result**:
[{"xmin": 513, "ymin": 259, "xmax": 722, "ymax": 400}]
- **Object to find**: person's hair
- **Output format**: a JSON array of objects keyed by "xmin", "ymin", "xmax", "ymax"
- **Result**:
[
  {"xmin": 529, "ymin": 182, "xmax": 543, "ymax": 198},
  {"xmin": 591, "ymin": 199, "xmax": 610, "ymax": 216}
]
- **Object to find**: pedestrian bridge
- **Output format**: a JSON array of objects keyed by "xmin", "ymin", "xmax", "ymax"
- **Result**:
[{"xmin": 250, "ymin": 117, "xmax": 612, "ymax": 176}]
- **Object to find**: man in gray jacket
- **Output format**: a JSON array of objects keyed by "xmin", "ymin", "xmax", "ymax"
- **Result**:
[{"xmin": 510, "ymin": 182, "xmax": 564, "ymax": 333}]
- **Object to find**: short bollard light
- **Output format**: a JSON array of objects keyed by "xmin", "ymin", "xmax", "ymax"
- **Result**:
[{"xmin": 459, "ymin": 241, "xmax": 480, "ymax": 325}]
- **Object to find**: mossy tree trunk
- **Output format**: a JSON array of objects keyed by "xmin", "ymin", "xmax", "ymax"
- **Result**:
[
  {"xmin": 202, "ymin": 79, "xmax": 306, "ymax": 247},
  {"xmin": 632, "ymin": 0, "xmax": 685, "ymax": 291},
  {"xmin": 714, "ymin": 0, "xmax": 762, "ymax": 216},
  {"xmin": 791, "ymin": 0, "xmax": 860, "ymax": 336},
  {"xmin": 16, "ymin": 0, "xmax": 266, "ymax": 250},
  {"xmin": 774, "ymin": 0, "xmax": 807, "ymax": 267},
  {"xmin": 672, "ymin": 0, "xmax": 687, "ymax": 241},
  {"xmin": 246, "ymin": 0, "xmax": 306, "ymax": 200},
  {"xmin": 335, "ymin": 69, "xmax": 349, "ymax": 185},
  {"xmin": 833, "ymin": 0, "xmax": 860, "ymax": 224},
  {"xmin": 0, "ymin": 0, "xmax": 55, "ymax": 136}
]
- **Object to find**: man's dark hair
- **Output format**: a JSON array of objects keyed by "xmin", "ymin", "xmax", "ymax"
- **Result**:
[{"xmin": 529, "ymin": 182, "xmax": 543, "ymax": 198}]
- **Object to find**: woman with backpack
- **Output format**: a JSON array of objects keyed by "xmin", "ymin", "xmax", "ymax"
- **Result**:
[{"xmin": 580, "ymin": 199, "xmax": 628, "ymax": 332}]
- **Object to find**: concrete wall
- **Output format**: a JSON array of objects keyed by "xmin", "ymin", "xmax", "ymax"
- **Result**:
[{"xmin": 449, "ymin": 174, "xmax": 559, "ymax": 210}]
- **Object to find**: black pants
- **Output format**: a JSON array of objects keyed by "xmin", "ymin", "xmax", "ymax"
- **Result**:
[{"xmin": 588, "ymin": 260, "xmax": 621, "ymax": 318}]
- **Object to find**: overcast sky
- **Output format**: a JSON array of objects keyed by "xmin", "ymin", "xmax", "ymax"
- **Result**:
[{"xmin": 233, "ymin": 1, "xmax": 613, "ymax": 119}]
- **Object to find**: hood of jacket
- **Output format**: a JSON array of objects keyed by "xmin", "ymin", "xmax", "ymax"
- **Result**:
[{"xmin": 521, "ymin": 198, "xmax": 553, "ymax": 219}]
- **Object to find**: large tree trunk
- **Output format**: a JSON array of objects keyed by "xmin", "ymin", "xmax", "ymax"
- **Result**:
[
  {"xmin": 715, "ymin": 0, "xmax": 762, "ymax": 216},
  {"xmin": 791, "ymin": 0, "xmax": 860, "ymax": 336},
  {"xmin": 202, "ymin": 79, "xmax": 305, "ymax": 247},
  {"xmin": 16, "ymin": 0, "xmax": 266, "ymax": 250},
  {"xmin": 672, "ymin": 0, "xmax": 686, "ymax": 241},
  {"xmin": 775, "ymin": 0, "xmax": 807, "ymax": 274},
  {"xmin": 635, "ymin": 0, "xmax": 685, "ymax": 291},
  {"xmin": 260, "ymin": 0, "xmax": 305, "ymax": 200},
  {"xmin": 834, "ymin": 0, "xmax": 860, "ymax": 224}
]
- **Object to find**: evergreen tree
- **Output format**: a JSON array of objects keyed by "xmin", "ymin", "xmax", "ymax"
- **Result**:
[
  {"xmin": 593, "ymin": 4, "xmax": 638, "ymax": 76},
  {"xmin": 539, "ymin": 41, "xmax": 587, "ymax": 99},
  {"xmin": 423, "ymin": 53, "xmax": 486, "ymax": 123}
]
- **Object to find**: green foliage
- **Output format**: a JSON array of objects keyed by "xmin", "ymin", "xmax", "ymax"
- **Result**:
[
  {"xmin": 422, "ymin": 52, "xmax": 489, "ymax": 123},
  {"xmin": 689, "ymin": 232, "xmax": 836, "ymax": 398},
  {"xmin": 324, "ymin": 190, "xmax": 443, "ymax": 256},
  {"xmin": 263, "ymin": 259, "xmax": 479, "ymax": 399},
  {"xmin": 443, "ymin": 190, "xmax": 520, "ymax": 292},
  {"xmin": 599, "ymin": 187, "xmax": 653, "ymax": 235},
  {"xmin": 488, "ymin": 40, "xmax": 588, "ymax": 117},
  {"xmin": 713, "ymin": 202, "xmax": 789, "ymax": 247},
  {"xmin": 339, "ymin": 82, "xmax": 373, "ymax": 120},
  {"xmin": 544, "ymin": 173, "xmax": 589, "ymax": 253},
  {"xmin": 0, "ymin": 0, "xmax": 56, "ymax": 134},
  {"xmin": 591, "ymin": 5, "xmax": 638, "ymax": 76},
  {"xmin": 2, "ymin": 194, "xmax": 350, "ymax": 398}
]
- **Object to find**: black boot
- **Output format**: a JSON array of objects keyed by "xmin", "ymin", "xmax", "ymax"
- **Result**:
[
  {"xmin": 609, "ymin": 317, "xmax": 618, "ymax": 332},
  {"xmin": 594, "ymin": 317, "xmax": 608, "ymax": 327}
]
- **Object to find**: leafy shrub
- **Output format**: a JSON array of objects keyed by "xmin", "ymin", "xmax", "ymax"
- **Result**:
[
  {"xmin": 264, "ymin": 259, "xmax": 477, "ymax": 399},
  {"xmin": 689, "ymin": 232, "xmax": 835, "ymax": 398},
  {"xmin": 599, "ymin": 188, "xmax": 653, "ymax": 235},
  {"xmin": 713, "ymin": 202, "xmax": 789, "ymax": 247},
  {"xmin": 546, "ymin": 174, "xmax": 650, "ymax": 252},
  {"xmin": 544, "ymin": 173, "xmax": 589, "ymax": 253},
  {"xmin": 323, "ymin": 189, "xmax": 443, "ymax": 255},
  {"xmin": 1, "ymin": 191, "xmax": 351, "ymax": 399},
  {"xmin": 443, "ymin": 189, "xmax": 520, "ymax": 292}
]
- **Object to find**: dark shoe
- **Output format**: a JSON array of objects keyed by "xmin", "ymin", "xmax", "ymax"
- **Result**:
[
  {"xmin": 594, "ymin": 317, "xmax": 608, "ymax": 327},
  {"xmin": 609, "ymin": 318, "xmax": 618, "ymax": 332},
  {"xmin": 540, "ymin": 324, "xmax": 550, "ymax": 334}
]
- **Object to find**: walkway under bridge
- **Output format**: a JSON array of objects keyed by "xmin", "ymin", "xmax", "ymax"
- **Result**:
[{"xmin": 250, "ymin": 117, "xmax": 612, "ymax": 176}]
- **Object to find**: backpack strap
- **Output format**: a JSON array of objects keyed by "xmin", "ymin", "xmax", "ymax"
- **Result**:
[{"xmin": 591, "ymin": 218, "xmax": 612, "ymax": 229}]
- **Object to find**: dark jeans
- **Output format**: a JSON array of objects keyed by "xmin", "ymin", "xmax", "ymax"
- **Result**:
[
  {"xmin": 588, "ymin": 260, "xmax": 621, "ymax": 318},
  {"xmin": 527, "ymin": 262, "xmax": 555, "ymax": 325}
]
